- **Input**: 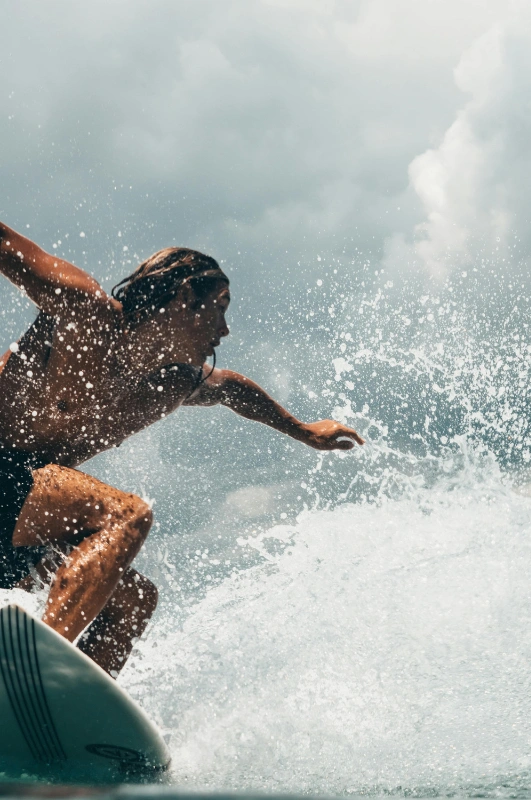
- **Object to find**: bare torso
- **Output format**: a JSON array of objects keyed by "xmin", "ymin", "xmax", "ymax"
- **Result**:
[
  {"xmin": 0, "ymin": 305, "xmax": 198, "ymax": 467},
  {"xmin": 0, "ymin": 220, "xmax": 363, "ymax": 675}
]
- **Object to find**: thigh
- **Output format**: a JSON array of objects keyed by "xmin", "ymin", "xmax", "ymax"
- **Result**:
[{"xmin": 12, "ymin": 463, "xmax": 140, "ymax": 548}]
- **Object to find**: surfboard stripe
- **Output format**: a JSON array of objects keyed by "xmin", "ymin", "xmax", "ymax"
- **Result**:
[
  {"xmin": 8, "ymin": 606, "xmax": 56, "ymax": 763},
  {"xmin": 9, "ymin": 606, "xmax": 58, "ymax": 763},
  {"xmin": 16, "ymin": 606, "xmax": 66, "ymax": 762},
  {"xmin": 0, "ymin": 611, "xmax": 40, "ymax": 760},
  {"xmin": 0, "ymin": 606, "xmax": 66, "ymax": 763},
  {"xmin": 0, "ymin": 607, "xmax": 44, "ymax": 761},
  {"xmin": 27, "ymin": 611, "xmax": 66, "ymax": 761}
]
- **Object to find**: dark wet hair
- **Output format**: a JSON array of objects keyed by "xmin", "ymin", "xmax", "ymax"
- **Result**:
[{"xmin": 112, "ymin": 247, "xmax": 229, "ymax": 325}]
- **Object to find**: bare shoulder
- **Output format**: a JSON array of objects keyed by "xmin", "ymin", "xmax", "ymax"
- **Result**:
[{"xmin": 0, "ymin": 222, "xmax": 116, "ymax": 316}]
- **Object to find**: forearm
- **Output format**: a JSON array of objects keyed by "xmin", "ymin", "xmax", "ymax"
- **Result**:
[
  {"xmin": 220, "ymin": 373, "xmax": 305, "ymax": 441},
  {"xmin": 191, "ymin": 367, "xmax": 364, "ymax": 450}
]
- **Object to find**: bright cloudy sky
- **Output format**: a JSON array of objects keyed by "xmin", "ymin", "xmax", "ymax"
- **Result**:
[
  {"xmin": 2, "ymin": 0, "xmax": 530, "ymax": 541},
  {"xmin": 3, "ymin": 0, "xmax": 527, "ymax": 288}
]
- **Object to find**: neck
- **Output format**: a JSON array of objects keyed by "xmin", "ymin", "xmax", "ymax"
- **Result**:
[{"xmin": 114, "ymin": 317, "xmax": 200, "ymax": 376}]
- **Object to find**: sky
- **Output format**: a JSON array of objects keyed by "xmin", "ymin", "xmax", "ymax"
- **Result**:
[
  {"xmin": 2, "ymin": 0, "xmax": 530, "ymax": 576},
  {"xmin": 3, "ymin": 0, "xmax": 526, "ymax": 284}
]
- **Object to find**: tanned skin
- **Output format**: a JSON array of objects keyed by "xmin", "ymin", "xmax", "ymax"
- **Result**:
[{"xmin": 0, "ymin": 221, "xmax": 364, "ymax": 676}]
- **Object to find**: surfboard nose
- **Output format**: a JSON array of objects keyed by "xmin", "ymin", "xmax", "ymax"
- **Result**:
[{"xmin": 0, "ymin": 604, "xmax": 170, "ymax": 783}]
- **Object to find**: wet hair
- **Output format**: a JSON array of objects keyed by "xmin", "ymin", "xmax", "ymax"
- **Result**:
[{"xmin": 112, "ymin": 247, "xmax": 229, "ymax": 325}]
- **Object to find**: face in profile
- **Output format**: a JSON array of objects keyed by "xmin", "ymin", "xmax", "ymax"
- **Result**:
[
  {"xmin": 193, "ymin": 282, "xmax": 231, "ymax": 359},
  {"xmin": 161, "ymin": 280, "xmax": 230, "ymax": 364}
]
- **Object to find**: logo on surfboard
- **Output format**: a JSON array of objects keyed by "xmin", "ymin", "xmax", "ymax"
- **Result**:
[{"xmin": 86, "ymin": 743, "xmax": 169, "ymax": 773}]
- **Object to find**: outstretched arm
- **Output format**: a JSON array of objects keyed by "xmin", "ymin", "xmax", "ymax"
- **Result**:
[
  {"xmin": 184, "ymin": 367, "xmax": 364, "ymax": 450},
  {"xmin": 0, "ymin": 221, "xmax": 108, "ymax": 314}
]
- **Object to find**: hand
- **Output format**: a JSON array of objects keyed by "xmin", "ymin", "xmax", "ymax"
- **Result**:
[{"xmin": 298, "ymin": 419, "xmax": 365, "ymax": 450}]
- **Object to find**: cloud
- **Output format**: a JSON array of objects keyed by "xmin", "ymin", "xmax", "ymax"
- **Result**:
[
  {"xmin": 386, "ymin": 3, "xmax": 531, "ymax": 278},
  {"xmin": 0, "ymin": 0, "xmax": 510, "ymax": 288}
]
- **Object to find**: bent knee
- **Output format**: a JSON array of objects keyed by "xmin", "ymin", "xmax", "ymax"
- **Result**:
[
  {"xmin": 131, "ymin": 498, "xmax": 153, "ymax": 539},
  {"xmin": 117, "ymin": 495, "xmax": 153, "ymax": 541}
]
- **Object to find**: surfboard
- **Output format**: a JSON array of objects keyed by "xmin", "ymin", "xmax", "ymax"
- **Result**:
[{"xmin": 0, "ymin": 604, "xmax": 171, "ymax": 783}]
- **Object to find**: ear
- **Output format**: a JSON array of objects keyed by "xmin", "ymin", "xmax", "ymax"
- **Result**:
[{"xmin": 176, "ymin": 282, "xmax": 195, "ymax": 310}]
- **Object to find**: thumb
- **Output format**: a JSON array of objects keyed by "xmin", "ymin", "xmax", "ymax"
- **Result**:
[{"xmin": 336, "ymin": 439, "xmax": 354, "ymax": 450}]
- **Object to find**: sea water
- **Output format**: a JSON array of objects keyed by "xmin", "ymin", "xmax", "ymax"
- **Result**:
[
  {"xmin": 117, "ymin": 452, "xmax": 531, "ymax": 797},
  {"xmin": 116, "ymin": 271, "xmax": 531, "ymax": 797},
  {"xmin": 3, "ymin": 269, "xmax": 531, "ymax": 797}
]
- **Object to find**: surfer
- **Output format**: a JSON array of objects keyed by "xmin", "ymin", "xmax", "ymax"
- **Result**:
[{"xmin": 0, "ymin": 222, "xmax": 364, "ymax": 677}]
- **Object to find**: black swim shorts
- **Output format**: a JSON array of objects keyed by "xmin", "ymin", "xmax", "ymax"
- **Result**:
[{"xmin": 0, "ymin": 444, "xmax": 48, "ymax": 589}]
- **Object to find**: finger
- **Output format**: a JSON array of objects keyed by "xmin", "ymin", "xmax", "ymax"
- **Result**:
[
  {"xmin": 345, "ymin": 428, "xmax": 365, "ymax": 445},
  {"xmin": 335, "ymin": 430, "xmax": 365, "ymax": 446}
]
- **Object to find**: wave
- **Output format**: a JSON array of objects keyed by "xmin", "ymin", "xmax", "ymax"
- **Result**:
[{"xmin": 122, "ymin": 442, "xmax": 531, "ymax": 795}]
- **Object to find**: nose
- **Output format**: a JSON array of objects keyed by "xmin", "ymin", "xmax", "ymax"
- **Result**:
[{"xmin": 219, "ymin": 319, "xmax": 229, "ymax": 338}]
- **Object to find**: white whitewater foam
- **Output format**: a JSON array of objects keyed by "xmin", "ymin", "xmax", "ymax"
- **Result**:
[
  {"xmin": 122, "ymin": 456, "xmax": 531, "ymax": 795},
  {"xmin": 0, "ymin": 587, "xmax": 44, "ymax": 618}
]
